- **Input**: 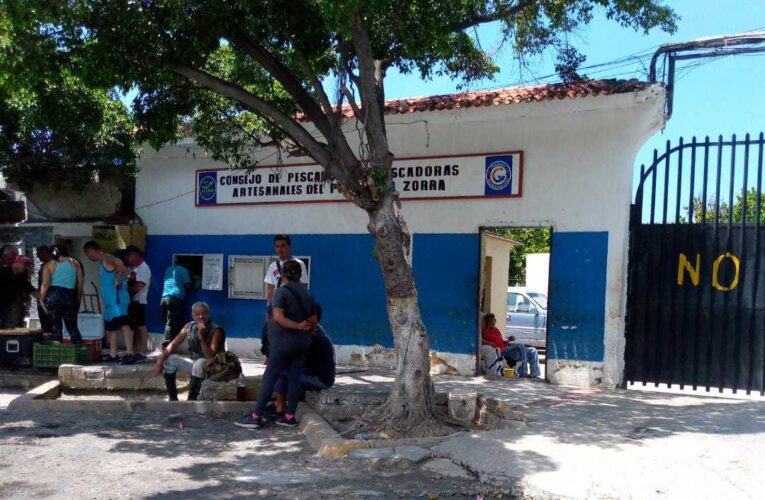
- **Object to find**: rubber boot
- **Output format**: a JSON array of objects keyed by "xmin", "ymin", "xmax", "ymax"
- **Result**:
[
  {"xmin": 187, "ymin": 376, "xmax": 203, "ymax": 401},
  {"xmin": 163, "ymin": 373, "xmax": 178, "ymax": 401}
]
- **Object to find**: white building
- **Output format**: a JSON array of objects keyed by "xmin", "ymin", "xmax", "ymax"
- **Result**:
[{"xmin": 135, "ymin": 79, "xmax": 666, "ymax": 387}]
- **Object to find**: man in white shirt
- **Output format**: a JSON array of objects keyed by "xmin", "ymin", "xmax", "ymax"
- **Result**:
[
  {"xmin": 264, "ymin": 234, "xmax": 309, "ymax": 303},
  {"xmin": 261, "ymin": 234, "xmax": 308, "ymax": 357},
  {"xmin": 126, "ymin": 245, "xmax": 152, "ymax": 357}
]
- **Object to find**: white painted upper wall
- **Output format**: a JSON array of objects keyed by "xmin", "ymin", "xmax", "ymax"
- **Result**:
[{"xmin": 136, "ymin": 85, "xmax": 666, "ymax": 236}]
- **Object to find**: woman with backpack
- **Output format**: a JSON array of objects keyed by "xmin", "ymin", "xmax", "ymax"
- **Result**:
[{"xmin": 236, "ymin": 259, "xmax": 317, "ymax": 429}]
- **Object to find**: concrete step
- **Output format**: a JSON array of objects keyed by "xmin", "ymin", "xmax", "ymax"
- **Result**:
[{"xmin": 58, "ymin": 364, "xmax": 189, "ymax": 391}]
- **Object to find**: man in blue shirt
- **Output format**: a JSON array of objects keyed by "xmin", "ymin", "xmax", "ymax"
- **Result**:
[{"xmin": 161, "ymin": 259, "xmax": 192, "ymax": 346}]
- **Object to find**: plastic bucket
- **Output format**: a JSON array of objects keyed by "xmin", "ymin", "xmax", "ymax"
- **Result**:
[{"xmin": 448, "ymin": 389, "xmax": 478, "ymax": 423}]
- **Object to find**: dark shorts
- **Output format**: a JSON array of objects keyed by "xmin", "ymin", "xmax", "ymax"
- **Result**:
[
  {"xmin": 128, "ymin": 302, "xmax": 147, "ymax": 328},
  {"xmin": 104, "ymin": 315, "xmax": 132, "ymax": 332}
]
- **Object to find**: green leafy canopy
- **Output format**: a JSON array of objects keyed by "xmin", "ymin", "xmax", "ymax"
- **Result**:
[
  {"xmin": 0, "ymin": 7, "xmax": 138, "ymax": 189},
  {"xmin": 0, "ymin": 1, "xmax": 677, "ymax": 189}
]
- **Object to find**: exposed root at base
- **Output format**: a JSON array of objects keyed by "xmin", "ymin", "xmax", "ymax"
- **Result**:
[{"xmin": 342, "ymin": 400, "xmax": 454, "ymax": 439}]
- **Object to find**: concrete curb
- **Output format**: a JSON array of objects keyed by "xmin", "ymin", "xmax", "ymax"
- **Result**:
[
  {"xmin": 296, "ymin": 407, "xmax": 453, "ymax": 459},
  {"xmin": 7, "ymin": 380, "xmax": 62, "ymax": 410},
  {"xmin": 0, "ymin": 370, "xmax": 57, "ymax": 390}
]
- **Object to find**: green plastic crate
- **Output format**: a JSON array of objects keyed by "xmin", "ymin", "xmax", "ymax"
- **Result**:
[{"xmin": 33, "ymin": 341, "xmax": 92, "ymax": 368}]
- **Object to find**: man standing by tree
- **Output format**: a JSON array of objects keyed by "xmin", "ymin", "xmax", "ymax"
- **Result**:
[{"xmin": 261, "ymin": 235, "xmax": 308, "ymax": 356}]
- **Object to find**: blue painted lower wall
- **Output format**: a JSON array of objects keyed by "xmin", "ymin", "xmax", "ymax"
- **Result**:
[
  {"xmin": 547, "ymin": 231, "xmax": 608, "ymax": 362},
  {"xmin": 144, "ymin": 233, "xmax": 481, "ymax": 355},
  {"xmin": 143, "ymin": 231, "xmax": 610, "ymax": 361}
]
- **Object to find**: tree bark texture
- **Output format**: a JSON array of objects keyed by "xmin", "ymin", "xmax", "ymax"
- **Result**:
[{"xmin": 348, "ymin": 192, "xmax": 449, "ymax": 438}]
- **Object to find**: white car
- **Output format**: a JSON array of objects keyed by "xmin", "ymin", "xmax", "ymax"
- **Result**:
[{"xmin": 505, "ymin": 287, "xmax": 547, "ymax": 348}]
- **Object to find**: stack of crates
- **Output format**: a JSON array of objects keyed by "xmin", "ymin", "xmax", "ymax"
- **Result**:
[{"xmin": 33, "ymin": 341, "xmax": 92, "ymax": 368}]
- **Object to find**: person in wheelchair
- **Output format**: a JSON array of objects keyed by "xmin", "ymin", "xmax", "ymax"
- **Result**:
[{"xmin": 481, "ymin": 312, "xmax": 541, "ymax": 378}]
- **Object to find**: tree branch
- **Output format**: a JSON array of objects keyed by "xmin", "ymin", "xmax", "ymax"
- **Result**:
[
  {"xmin": 229, "ymin": 30, "xmax": 366, "ymax": 183},
  {"xmin": 341, "ymin": 84, "xmax": 364, "ymax": 122},
  {"xmin": 352, "ymin": 12, "xmax": 391, "ymax": 170},
  {"xmin": 167, "ymin": 63, "xmax": 330, "ymax": 165},
  {"xmin": 292, "ymin": 47, "xmax": 335, "ymax": 123},
  {"xmin": 451, "ymin": 0, "xmax": 537, "ymax": 32},
  {"xmin": 167, "ymin": 62, "xmax": 372, "ymax": 208},
  {"xmin": 228, "ymin": 31, "xmax": 334, "ymax": 140}
]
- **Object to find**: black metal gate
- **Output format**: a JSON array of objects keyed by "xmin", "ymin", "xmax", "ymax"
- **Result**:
[{"xmin": 625, "ymin": 133, "xmax": 765, "ymax": 394}]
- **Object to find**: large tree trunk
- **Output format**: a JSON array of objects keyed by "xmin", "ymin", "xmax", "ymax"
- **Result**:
[{"xmin": 346, "ymin": 192, "xmax": 450, "ymax": 438}]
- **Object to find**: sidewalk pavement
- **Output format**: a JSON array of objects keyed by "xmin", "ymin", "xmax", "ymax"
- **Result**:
[
  {"xmin": 433, "ymin": 385, "xmax": 765, "ymax": 499},
  {"xmin": 314, "ymin": 368, "xmax": 765, "ymax": 499}
]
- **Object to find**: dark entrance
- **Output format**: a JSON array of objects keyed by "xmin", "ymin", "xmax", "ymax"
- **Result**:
[{"xmin": 625, "ymin": 133, "xmax": 765, "ymax": 394}]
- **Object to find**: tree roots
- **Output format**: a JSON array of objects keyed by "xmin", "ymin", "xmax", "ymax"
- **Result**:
[{"xmin": 342, "ymin": 399, "xmax": 453, "ymax": 439}]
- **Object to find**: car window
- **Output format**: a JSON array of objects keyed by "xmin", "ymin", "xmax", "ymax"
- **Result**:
[
  {"xmin": 507, "ymin": 292, "xmax": 532, "ymax": 313},
  {"xmin": 527, "ymin": 292, "xmax": 547, "ymax": 309}
]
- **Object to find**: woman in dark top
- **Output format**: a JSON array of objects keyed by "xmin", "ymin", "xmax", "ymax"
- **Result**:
[{"xmin": 236, "ymin": 259, "xmax": 316, "ymax": 429}]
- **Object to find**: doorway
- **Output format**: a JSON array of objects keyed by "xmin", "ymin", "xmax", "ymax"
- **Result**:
[{"xmin": 478, "ymin": 227, "xmax": 552, "ymax": 380}]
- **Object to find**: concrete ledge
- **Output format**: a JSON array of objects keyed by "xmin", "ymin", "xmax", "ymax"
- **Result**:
[
  {"xmin": 0, "ymin": 370, "xmax": 56, "ymax": 390},
  {"xmin": 296, "ymin": 406, "xmax": 453, "ymax": 459},
  {"xmin": 58, "ymin": 364, "xmax": 189, "ymax": 391},
  {"xmin": 7, "ymin": 380, "xmax": 62, "ymax": 410},
  {"xmin": 8, "ymin": 397, "xmax": 252, "ymax": 415}
]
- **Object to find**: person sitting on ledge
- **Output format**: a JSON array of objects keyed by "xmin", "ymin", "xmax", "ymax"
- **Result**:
[
  {"xmin": 152, "ymin": 301, "xmax": 225, "ymax": 401},
  {"xmin": 481, "ymin": 312, "xmax": 541, "ymax": 378},
  {"xmin": 270, "ymin": 321, "xmax": 336, "ymax": 417}
]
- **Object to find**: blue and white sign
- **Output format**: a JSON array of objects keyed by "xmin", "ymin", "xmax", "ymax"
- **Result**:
[
  {"xmin": 197, "ymin": 171, "xmax": 218, "ymax": 205},
  {"xmin": 196, "ymin": 151, "xmax": 522, "ymax": 206},
  {"xmin": 484, "ymin": 155, "xmax": 515, "ymax": 196}
]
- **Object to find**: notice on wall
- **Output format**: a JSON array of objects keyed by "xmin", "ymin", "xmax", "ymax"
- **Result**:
[
  {"xmin": 195, "ymin": 151, "xmax": 523, "ymax": 206},
  {"xmin": 201, "ymin": 254, "xmax": 224, "ymax": 291}
]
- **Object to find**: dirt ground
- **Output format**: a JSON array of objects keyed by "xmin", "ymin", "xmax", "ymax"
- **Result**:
[{"xmin": 0, "ymin": 396, "xmax": 510, "ymax": 499}]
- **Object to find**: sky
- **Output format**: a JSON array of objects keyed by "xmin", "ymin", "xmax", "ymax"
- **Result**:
[{"xmin": 378, "ymin": 0, "xmax": 765, "ymax": 186}]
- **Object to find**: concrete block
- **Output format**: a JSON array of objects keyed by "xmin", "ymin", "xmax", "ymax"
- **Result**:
[
  {"xmin": 348, "ymin": 447, "xmax": 395, "ymax": 462},
  {"xmin": 391, "ymin": 446, "xmax": 433, "ymax": 464},
  {"xmin": 199, "ymin": 377, "xmax": 261, "ymax": 401},
  {"xmin": 421, "ymin": 458, "xmax": 472, "ymax": 479},
  {"xmin": 58, "ymin": 363, "xmax": 188, "ymax": 391},
  {"xmin": 347, "ymin": 446, "xmax": 432, "ymax": 464},
  {"xmin": 318, "ymin": 439, "xmax": 369, "ymax": 459}
]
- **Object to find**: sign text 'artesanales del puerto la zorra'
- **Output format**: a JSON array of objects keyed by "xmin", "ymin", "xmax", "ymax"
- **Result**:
[{"xmin": 196, "ymin": 151, "xmax": 523, "ymax": 206}]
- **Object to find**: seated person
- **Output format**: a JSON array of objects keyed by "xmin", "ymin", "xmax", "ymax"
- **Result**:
[
  {"xmin": 152, "ymin": 302, "xmax": 225, "ymax": 401},
  {"xmin": 481, "ymin": 312, "xmax": 541, "ymax": 378},
  {"xmin": 271, "ymin": 324, "xmax": 336, "ymax": 416}
]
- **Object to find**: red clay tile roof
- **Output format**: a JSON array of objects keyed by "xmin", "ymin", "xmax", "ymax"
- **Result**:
[{"xmin": 309, "ymin": 79, "xmax": 651, "ymax": 121}]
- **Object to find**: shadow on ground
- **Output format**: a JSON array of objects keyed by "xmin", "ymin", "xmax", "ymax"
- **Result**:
[{"xmin": 0, "ymin": 407, "xmax": 507, "ymax": 498}]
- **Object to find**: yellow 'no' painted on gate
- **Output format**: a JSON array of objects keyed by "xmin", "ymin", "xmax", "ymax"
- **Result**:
[{"xmin": 677, "ymin": 252, "xmax": 740, "ymax": 291}]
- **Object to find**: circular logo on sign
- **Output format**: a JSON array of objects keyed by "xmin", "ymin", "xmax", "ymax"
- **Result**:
[
  {"xmin": 199, "ymin": 176, "xmax": 217, "ymax": 201},
  {"xmin": 486, "ymin": 160, "xmax": 512, "ymax": 191}
]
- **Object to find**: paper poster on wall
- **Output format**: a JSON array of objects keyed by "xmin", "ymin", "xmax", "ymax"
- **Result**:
[
  {"xmin": 201, "ymin": 254, "xmax": 224, "ymax": 291},
  {"xmin": 195, "ymin": 150, "xmax": 523, "ymax": 206}
]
